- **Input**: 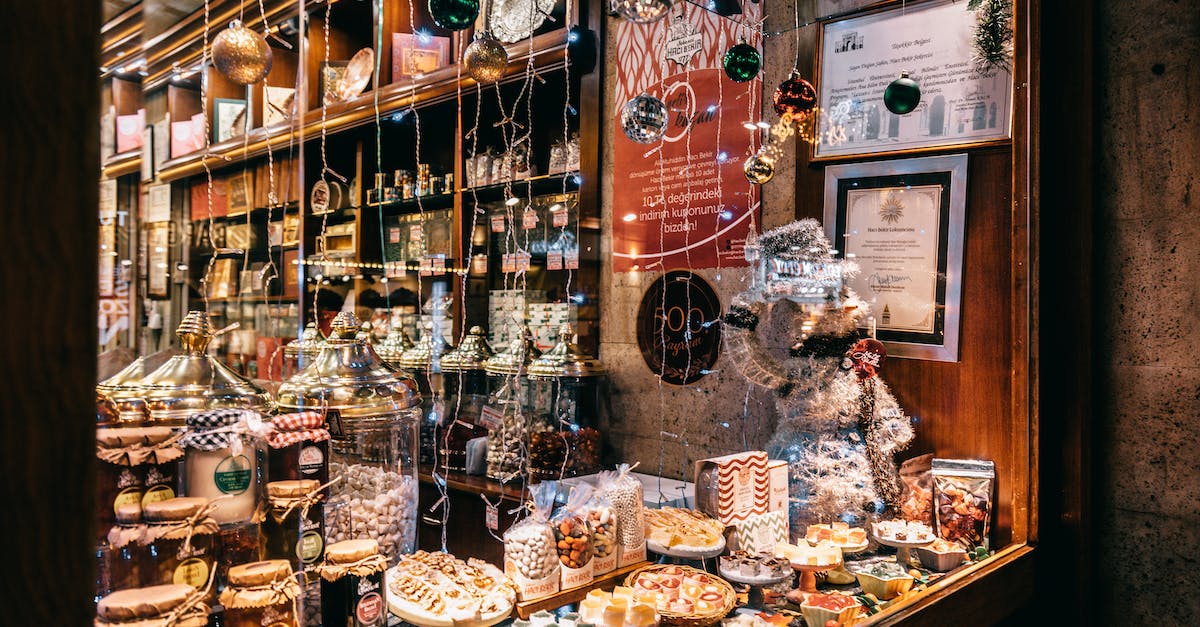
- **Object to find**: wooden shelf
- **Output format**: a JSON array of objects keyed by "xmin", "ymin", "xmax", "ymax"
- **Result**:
[
  {"xmin": 155, "ymin": 31, "xmax": 570, "ymax": 182},
  {"xmin": 514, "ymin": 561, "xmax": 652, "ymax": 619},
  {"xmin": 101, "ymin": 149, "xmax": 141, "ymax": 179},
  {"xmin": 417, "ymin": 465, "xmax": 527, "ymax": 503},
  {"xmin": 204, "ymin": 294, "xmax": 298, "ymax": 304}
]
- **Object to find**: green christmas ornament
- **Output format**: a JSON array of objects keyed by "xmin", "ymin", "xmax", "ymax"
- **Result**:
[
  {"xmin": 428, "ymin": 0, "xmax": 480, "ymax": 31},
  {"xmin": 883, "ymin": 71, "xmax": 921, "ymax": 115},
  {"xmin": 723, "ymin": 41, "xmax": 761, "ymax": 83}
]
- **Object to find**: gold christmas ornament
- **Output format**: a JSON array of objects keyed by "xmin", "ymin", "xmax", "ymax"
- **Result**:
[
  {"xmin": 743, "ymin": 151, "xmax": 776, "ymax": 185},
  {"xmin": 212, "ymin": 20, "xmax": 273, "ymax": 86},
  {"xmin": 463, "ymin": 33, "xmax": 508, "ymax": 83}
]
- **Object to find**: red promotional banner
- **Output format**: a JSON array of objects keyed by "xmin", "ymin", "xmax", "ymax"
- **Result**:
[{"xmin": 611, "ymin": 5, "xmax": 762, "ymax": 273}]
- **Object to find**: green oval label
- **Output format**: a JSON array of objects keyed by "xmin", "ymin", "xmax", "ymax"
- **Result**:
[
  {"xmin": 213, "ymin": 455, "xmax": 252, "ymax": 495},
  {"xmin": 297, "ymin": 530, "xmax": 324, "ymax": 563}
]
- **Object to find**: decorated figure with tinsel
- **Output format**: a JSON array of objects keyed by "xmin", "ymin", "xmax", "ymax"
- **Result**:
[{"xmin": 725, "ymin": 219, "xmax": 914, "ymax": 530}]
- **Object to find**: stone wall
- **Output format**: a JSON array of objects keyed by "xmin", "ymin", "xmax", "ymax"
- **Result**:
[{"xmin": 1093, "ymin": 0, "xmax": 1200, "ymax": 622}]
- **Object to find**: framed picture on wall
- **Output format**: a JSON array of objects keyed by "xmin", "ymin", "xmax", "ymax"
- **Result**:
[
  {"xmin": 814, "ymin": 0, "xmax": 1012, "ymax": 160},
  {"xmin": 213, "ymin": 98, "xmax": 248, "ymax": 143},
  {"xmin": 823, "ymin": 153, "xmax": 968, "ymax": 361}
]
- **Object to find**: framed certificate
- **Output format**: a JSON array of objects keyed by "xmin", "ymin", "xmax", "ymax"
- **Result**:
[
  {"xmin": 814, "ymin": 0, "xmax": 1012, "ymax": 159},
  {"xmin": 823, "ymin": 153, "xmax": 967, "ymax": 361}
]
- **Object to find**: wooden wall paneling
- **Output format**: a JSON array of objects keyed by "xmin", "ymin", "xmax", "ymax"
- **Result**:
[
  {"xmin": 305, "ymin": 11, "xmax": 366, "ymax": 112},
  {"xmin": 167, "ymin": 83, "xmax": 202, "ymax": 122},
  {"xmin": 2, "ymin": 0, "xmax": 101, "ymax": 623},
  {"xmin": 112, "ymin": 76, "xmax": 143, "ymax": 115}
]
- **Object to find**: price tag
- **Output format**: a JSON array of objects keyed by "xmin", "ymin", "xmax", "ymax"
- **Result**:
[
  {"xmin": 432, "ymin": 256, "xmax": 446, "ymax": 274},
  {"xmin": 552, "ymin": 210, "xmax": 569, "ymax": 227},
  {"xmin": 485, "ymin": 503, "xmax": 499, "ymax": 531},
  {"xmin": 565, "ymin": 249, "xmax": 579, "ymax": 270},
  {"xmin": 501, "ymin": 254, "xmax": 514, "ymax": 274},
  {"xmin": 386, "ymin": 262, "xmax": 407, "ymax": 278},
  {"xmin": 479, "ymin": 405, "xmax": 503, "ymax": 430},
  {"xmin": 547, "ymin": 250, "xmax": 563, "ymax": 270},
  {"xmin": 410, "ymin": 223, "xmax": 423, "ymax": 242},
  {"xmin": 491, "ymin": 215, "xmax": 506, "ymax": 233},
  {"xmin": 522, "ymin": 209, "xmax": 538, "ymax": 230},
  {"xmin": 388, "ymin": 227, "xmax": 401, "ymax": 244}
]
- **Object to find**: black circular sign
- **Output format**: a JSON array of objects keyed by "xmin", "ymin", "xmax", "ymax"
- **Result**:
[{"xmin": 636, "ymin": 271, "xmax": 722, "ymax": 385}]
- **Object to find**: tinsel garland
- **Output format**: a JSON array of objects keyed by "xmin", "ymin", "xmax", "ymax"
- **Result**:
[
  {"xmin": 857, "ymin": 378, "xmax": 905, "ymax": 512},
  {"xmin": 970, "ymin": 0, "xmax": 1014, "ymax": 73}
]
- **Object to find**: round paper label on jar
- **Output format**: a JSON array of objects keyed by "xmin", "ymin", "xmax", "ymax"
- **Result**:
[
  {"xmin": 140, "ymin": 484, "xmax": 175, "ymax": 507},
  {"xmin": 297, "ymin": 530, "xmax": 324, "ymax": 563},
  {"xmin": 311, "ymin": 179, "xmax": 330, "ymax": 214},
  {"xmin": 173, "ymin": 557, "xmax": 210, "ymax": 589},
  {"xmin": 356, "ymin": 591, "xmax": 383, "ymax": 625},
  {"xmin": 299, "ymin": 445, "xmax": 324, "ymax": 475},
  {"xmin": 113, "ymin": 486, "xmax": 143, "ymax": 513},
  {"xmin": 213, "ymin": 455, "xmax": 252, "ymax": 495}
]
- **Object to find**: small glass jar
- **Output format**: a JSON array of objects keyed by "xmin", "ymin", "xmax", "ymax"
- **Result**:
[
  {"xmin": 277, "ymin": 312, "xmax": 421, "ymax": 563},
  {"xmin": 262, "ymin": 479, "xmax": 325, "ymax": 581},
  {"xmin": 266, "ymin": 411, "xmax": 331, "ymax": 487},
  {"xmin": 105, "ymin": 504, "xmax": 146, "ymax": 593},
  {"xmin": 439, "ymin": 326, "xmax": 495, "ymax": 471},
  {"xmin": 96, "ymin": 584, "xmax": 211, "ymax": 627},
  {"xmin": 95, "ymin": 426, "xmax": 184, "ymax": 542},
  {"xmin": 526, "ymin": 325, "xmax": 606, "ymax": 480},
  {"xmin": 316, "ymin": 539, "xmax": 388, "ymax": 627},
  {"xmin": 140, "ymin": 497, "xmax": 218, "ymax": 602},
  {"xmin": 180, "ymin": 410, "xmax": 265, "ymax": 525},
  {"xmin": 219, "ymin": 560, "xmax": 302, "ymax": 627}
]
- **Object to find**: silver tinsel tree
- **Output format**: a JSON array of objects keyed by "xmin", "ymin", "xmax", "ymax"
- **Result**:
[{"xmin": 725, "ymin": 220, "xmax": 914, "ymax": 529}]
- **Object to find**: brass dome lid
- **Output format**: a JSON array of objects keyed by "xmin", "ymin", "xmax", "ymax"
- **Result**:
[
  {"xmin": 284, "ymin": 322, "xmax": 325, "ymax": 361},
  {"xmin": 375, "ymin": 326, "xmax": 416, "ymax": 367},
  {"xmin": 527, "ymin": 324, "xmax": 605, "ymax": 379},
  {"xmin": 97, "ymin": 356, "xmax": 148, "ymax": 423},
  {"xmin": 276, "ymin": 311, "xmax": 419, "ymax": 418},
  {"xmin": 484, "ymin": 326, "xmax": 542, "ymax": 376},
  {"xmin": 140, "ymin": 311, "xmax": 272, "ymax": 424},
  {"xmin": 441, "ymin": 326, "xmax": 495, "ymax": 373},
  {"xmin": 396, "ymin": 327, "xmax": 454, "ymax": 371}
]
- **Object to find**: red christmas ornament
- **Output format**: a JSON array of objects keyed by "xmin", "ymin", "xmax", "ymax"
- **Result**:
[
  {"xmin": 773, "ymin": 71, "xmax": 817, "ymax": 117},
  {"xmin": 847, "ymin": 338, "xmax": 887, "ymax": 380}
]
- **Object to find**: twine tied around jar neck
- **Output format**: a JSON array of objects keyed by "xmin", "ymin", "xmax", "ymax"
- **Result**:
[
  {"xmin": 220, "ymin": 571, "xmax": 303, "ymax": 614},
  {"xmin": 161, "ymin": 574, "xmax": 217, "ymax": 626},
  {"xmin": 273, "ymin": 477, "xmax": 341, "ymax": 523},
  {"xmin": 96, "ymin": 430, "xmax": 186, "ymax": 466},
  {"xmin": 142, "ymin": 495, "xmax": 228, "ymax": 559}
]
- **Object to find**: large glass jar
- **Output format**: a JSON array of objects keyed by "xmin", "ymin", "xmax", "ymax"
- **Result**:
[
  {"xmin": 526, "ymin": 325, "xmax": 606, "ymax": 480},
  {"xmin": 483, "ymin": 327, "xmax": 541, "ymax": 482},
  {"xmin": 396, "ymin": 328, "xmax": 453, "ymax": 467},
  {"xmin": 277, "ymin": 311, "xmax": 421, "ymax": 564},
  {"xmin": 439, "ymin": 326, "xmax": 495, "ymax": 471}
]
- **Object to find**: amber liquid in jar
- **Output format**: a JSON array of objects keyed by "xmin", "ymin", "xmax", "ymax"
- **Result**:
[
  {"xmin": 96, "ymin": 463, "xmax": 144, "ymax": 540},
  {"xmin": 143, "ymin": 533, "xmax": 215, "ymax": 602},
  {"xmin": 224, "ymin": 603, "xmax": 299, "ymax": 627}
]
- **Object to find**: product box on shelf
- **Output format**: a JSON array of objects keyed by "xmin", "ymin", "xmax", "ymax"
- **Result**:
[
  {"xmin": 694, "ymin": 451, "xmax": 770, "ymax": 525},
  {"xmin": 728, "ymin": 509, "xmax": 789, "ymax": 555},
  {"xmin": 391, "ymin": 32, "xmax": 451, "ymax": 81},
  {"xmin": 768, "ymin": 459, "xmax": 789, "ymax": 513}
]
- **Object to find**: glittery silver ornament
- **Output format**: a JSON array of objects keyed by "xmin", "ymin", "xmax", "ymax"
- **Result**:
[
  {"xmin": 743, "ymin": 151, "xmax": 775, "ymax": 184},
  {"xmin": 463, "ymin": 33, "xmax": 508, "ymax": 84},
  {"xmin": 612, "ymin": 0, "xmax": 672, "ymax": 24},
  {"xmin": 620, "ymin": 94, "xmax": 669, "ymax": 144},
  {"xmin": 212, "ymin": 20, "xmax": 273, "ymax": 86}
]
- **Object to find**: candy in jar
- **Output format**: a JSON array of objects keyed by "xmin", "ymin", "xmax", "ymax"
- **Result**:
[{"xmin": 503, "ymin": 482, "xmax": 561, "ymax": 601}]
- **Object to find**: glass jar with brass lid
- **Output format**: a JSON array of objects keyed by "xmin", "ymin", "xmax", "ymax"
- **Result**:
[
  {"xmin": 396, "ymin": 326, "xmax": 454, "ymax": 467},
  {"xmin": 483, "ymin": 326, "xmax": 542, "ymax": 482},
  {"xmin": 439, "ymin": 326, "xmax": 495, "ymax": 471},
  {"xmin": 139, "ymin": 497, "xmax": 219, "ymax": 602},
  {"xmin": 140, "ymin": 311, "xmax": 273, "ymax": 427},
  {"xmin": 526, "ymin": 324, "xmax": 606, "ymax": 480},
  {"xmin": 95, "ymin": 583, "xmax": 211, "ymax": 627},
  {"xmin": 373, "ymin": 326, "xmax": 415, "ymax": 370},
  {"xmin": 261, "ymin": 479, "xmax": 325, "ymax": 581},
  {"xmin": 283, "ymin": 322, "xmax": 325, "ymax": 380},
  {"xmin": 97, "ymin": 356, "xmax": 150, "ymax": 425},
  {"xmin": 219, "ymin": 560, "xmax": 301, "ymax": 627},
  {"xmin": 276, "ymin": 311, "xmax": 421, "ymax": 563}
]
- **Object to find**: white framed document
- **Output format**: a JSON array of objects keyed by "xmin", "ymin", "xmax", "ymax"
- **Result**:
[
  {"xmin": 814, "ymin": 0, "xmax": 1012, "ymax": 159},
  {"xmin": 824, "ymin": 154, "xmax": 967, "ymax": 361}
]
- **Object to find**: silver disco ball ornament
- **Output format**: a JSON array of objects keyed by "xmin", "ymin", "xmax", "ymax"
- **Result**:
[
  {"xmin": 612, "ymin": 0, "xmax": 672, "ymax": 25},
  {"xmin": 620, "ymin": 94, "xmax": 669, "ymax": 144}
]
